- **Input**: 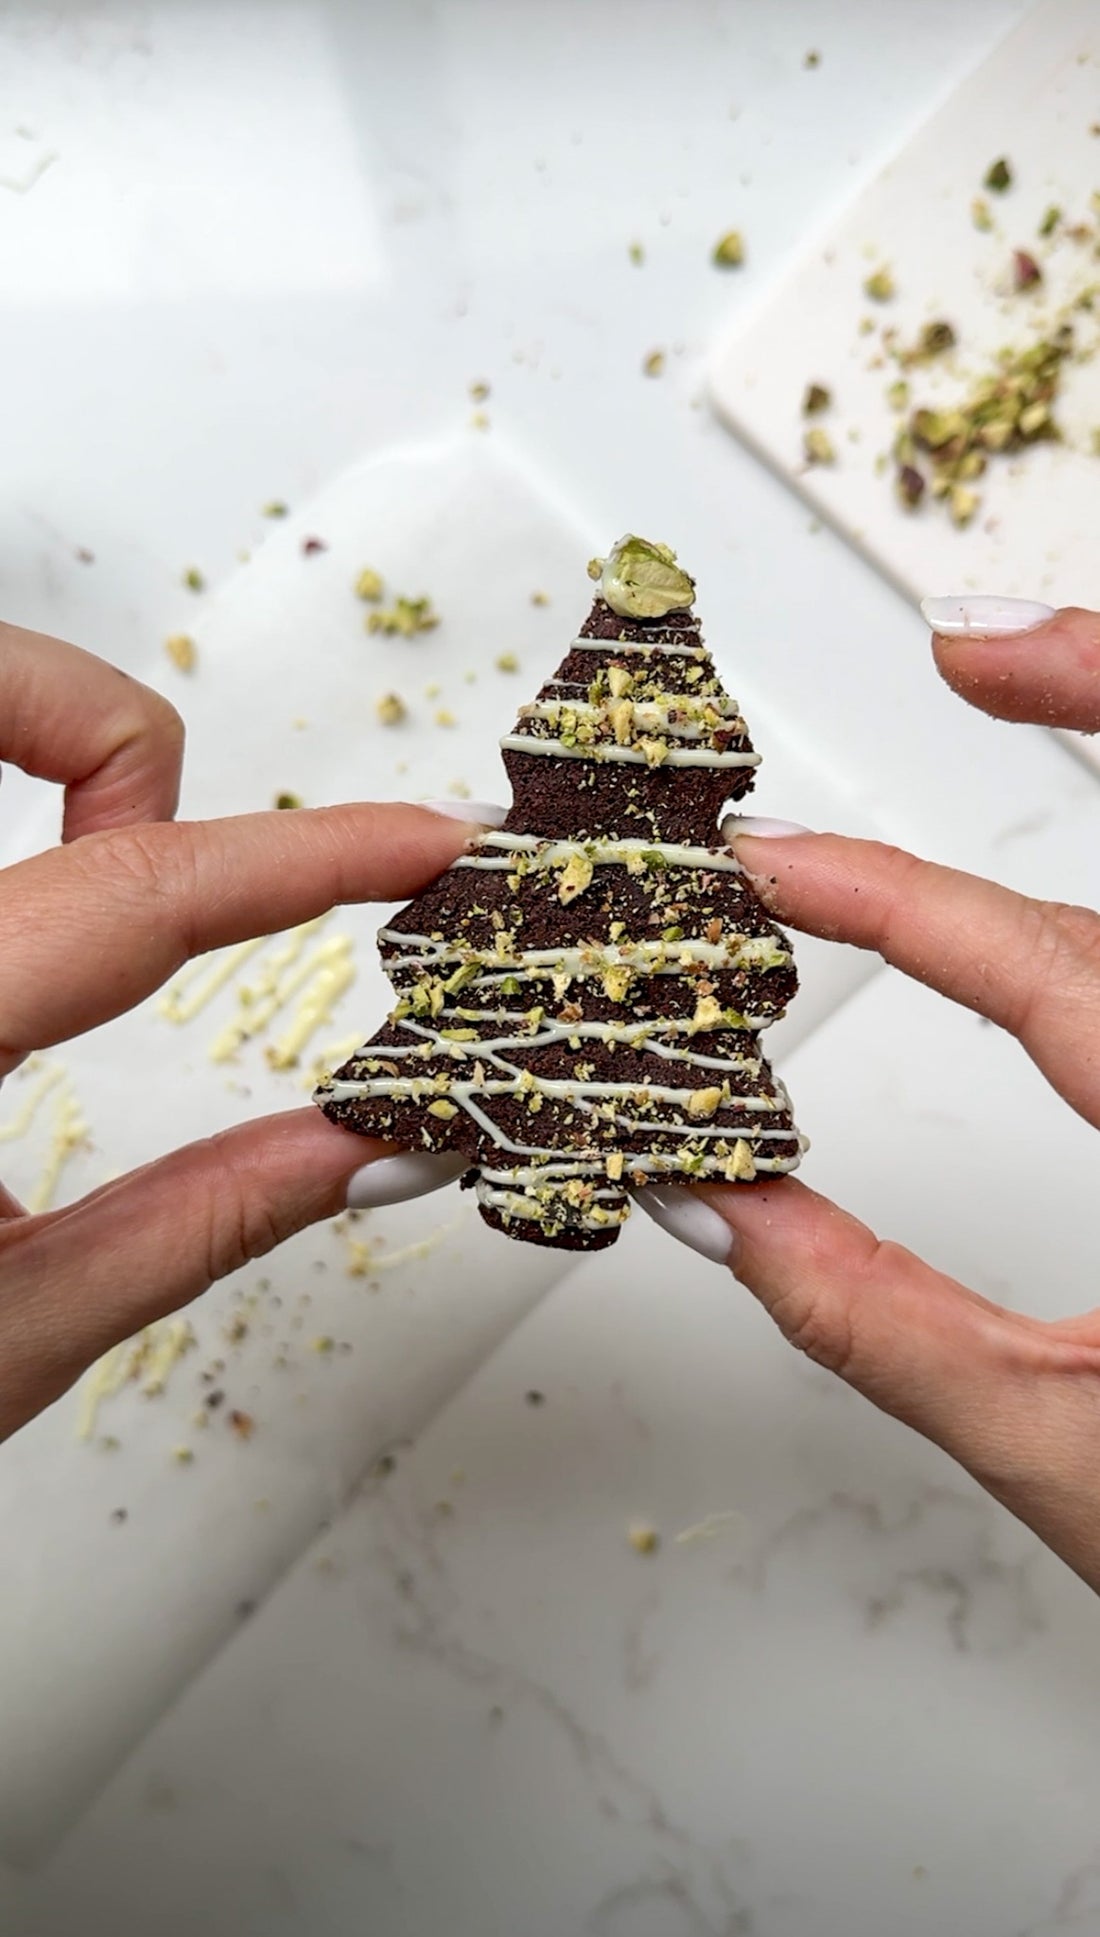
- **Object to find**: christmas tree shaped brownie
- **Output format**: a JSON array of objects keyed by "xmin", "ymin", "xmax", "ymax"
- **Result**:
[{"xmin": 315, "ymin": 536, "xmax": 804, "ymax": 1251}]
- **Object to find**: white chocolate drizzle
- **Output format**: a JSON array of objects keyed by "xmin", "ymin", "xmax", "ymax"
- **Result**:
[
  {"xmin": 499, "ymin": 733, "xmax": 759, "ymax": 769},
  {"xmin": 454, "ymin": 833, "xmax": 742, "ymax": 874}
]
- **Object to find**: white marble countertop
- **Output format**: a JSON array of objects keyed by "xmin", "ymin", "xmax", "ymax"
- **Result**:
[{"xmin": 3, "ymin": 3, "xmax": 1100, "ymax": 1933}]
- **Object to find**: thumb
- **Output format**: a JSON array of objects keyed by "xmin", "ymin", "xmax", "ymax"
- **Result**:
[
  {"xmin": 635, "ymin": 1177, "xmax": 1034, "ymax": 1472},
  {"xmin": 0, "ymin": 1111, "xmax": 439, "ymax": 1441},
  {"xmin": 924, "ymin": 597, "xmax": 1100, "ymax": 731}
]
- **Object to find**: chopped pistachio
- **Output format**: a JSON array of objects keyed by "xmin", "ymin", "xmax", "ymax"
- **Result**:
[
  {"xmin": 468, "ymin": 379, "xmax": 491, "ymax": 402},
  {"xmin": 1013, "ymin": 249, "xmax": 1042, "ymax": 290},
  {"xmin": 470, "ymin": 410, "xmax": 490, "ymax": 431},
  {"xmin": 274, "ymin": 791, "xmax": 303, "ymax": 810},
  {"xmin": 434, "ymin": 707, "xmax": 457, "ymax": 728},
  {"xmin": 530, "ymin": 588, "xmax": 550, "ymax": 606},
  {"xmin": 628, "ymin": 240, "xmax": 645, "ymax": 265},
  {"xmin": 686, "ymin": 1086, "xmax": 723, "ymax": 1120},
  {"xmin": 1038, "ymin": 204, "xmax": 1062, "ymax": 237},
  {"xmin": 726, "ymin": 1139, "xmax": 757, "ymax": 1181},
  {"xmin": 887, "ymin": 377, "xmax": 910, "ymax": 411},
  {"xmin": 427, "ymin": 1098, "xmax": 459, "ymax": 1119},
  {"xmin": 173, "ymin": 1446, "xmax": 195, "ymax": 1466},
  {"xmin": 367, "ymin": 595, "xmax": 439, "ymax": 637},
  {"xmin": 164, "ymin": 633, "xmax": 197, "ymax": 673},
  {"xmin": 557, "ymin": 851, "xmax": 594, "ymax": 905},
  {"xmin": 182, "ymin": 566, "xmax": 205, "ymax": 592},
  {"xmin": 592, "ymin": 534, "xmax": 695, "ymax": 619},
  {"xmin": 355, "ymin": 567, "xmax": 384, "ymax": 602},
  {"xmin": 948, "ymin": 483, "xmax": 980, "ymax": 527},
  {"xmin": 895, "ymin": 464, "xmax": 925, "ymax": 509},
  {"xmin": 642, "ymin": 348, "xmax": 666, "ymax": 377},
  {"xmin": 494, "ymin": 651, "xmax": 520, "ymax": 673},
  {"xmin": 804, "ymin": 48, "xmax": 821, "ymax": 67},
  {"xmin": 375, "ymin": 692, "xmax": 407, "ymax": 727},
  {"xmin": 971, "ymin": 196, "xmax": 994, "ymax": 232},
  {"xmin": 802, "ymin": 381, "xmax": 832, "ymax": 415},
  {"xmin": 863, "ymin": 266, "xmax": 896, "ymax": 302},
  {"xmin": 712, "ymin": 229, "xmax": 745, "ymax": 268},
  {"xmin": 628, "ymin": 1523, "xmax": 660, "ymax": 1555},
  {"xmin": 914, "ymin": 319, "xmax": 956, "ymax": 360},
  {"xmin": 262, "ymin": 500, "xmax": 289, "ymax": 518},
  {"xmin": 984, "ymin": 156, "xmax": 1012, "ymax": 193},
  {"xmin": 803, "ymin": 425, "xmax": 836, "ymax": 465}
]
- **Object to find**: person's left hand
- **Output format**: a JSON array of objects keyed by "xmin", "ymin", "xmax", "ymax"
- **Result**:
[{"xmin": 0, "ymin": 620, "xmax": 488, "ymax": 1441}]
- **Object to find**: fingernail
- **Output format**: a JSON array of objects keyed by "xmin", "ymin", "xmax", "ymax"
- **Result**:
[
  {"xmin": 720, "ymin": 814, "xmax": 813, "ymax": 845},
  {"xmin": 420, "ymin": 799, "xmax": 509, "ymax": 827},
  {"xmin": 919, "ymin": 595, "xmax": 1055, "ymax": 637},
  {"xmin": 632, "ymin": 1187, "xmax": 736, "ymax": 1266},
  {"xmin": 346, "ymin": 1149, "xmax": 467, "ymax": 1210}
]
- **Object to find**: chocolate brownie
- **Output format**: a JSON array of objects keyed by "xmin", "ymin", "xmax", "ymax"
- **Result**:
[{"xmin": 315, "ymin": 536, "xmax": 804, "ymax": 1250}]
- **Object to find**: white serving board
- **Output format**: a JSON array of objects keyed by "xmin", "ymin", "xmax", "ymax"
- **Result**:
[
  {"xmin": 711, "ymin": 0, "xmax": 1100, "ymax": 776},
  {"xmin": 0, "ymin": 431, "xmax": 879, "ymax": 1865}
]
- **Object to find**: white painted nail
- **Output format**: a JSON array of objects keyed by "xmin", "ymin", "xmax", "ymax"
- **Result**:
[
  {"xmin": 420, "ymin": 799, "xmax": 509, "ymax": 827},
  {"xmin": 720, "ymin": 814, "xmax": 813, "ymax": 845},
  {"xmin": 632, "ymin": 1187, "xmax": 734, "ymax": 1265},
  {"xmin": 346, "ymin": 1149, "xmax": 467, "ymax": 1210},
  {"xmin": 919, "ymin": 595, "xmax": 1055, "ymax": 637}
]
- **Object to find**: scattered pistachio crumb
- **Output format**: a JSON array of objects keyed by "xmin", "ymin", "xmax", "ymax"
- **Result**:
[
  {"xmin": 804, "ymin": 48, "xmax": 821, "ymax": 67},
  {"xmin": 448, "ymin": 779, "xmax": 471, "ymax": 798},
  {"xmin": 367, "ymin": 595, "xmax": 439, "ymax": 637},
  {"xmin": 470, "ymin": 410, "xmax": 490, "ymax": 431},
  {"xmin": 228, "ymin": 1408, "xmax": 255, "ymax": 1440},
  {"xmin": 642, "ymin": 348, "xmax": 666, "ymax": 378},
  {"xmin": 262, "ymin": 500, "xmax": 289, "ymax": 518},
  {"xmin": 274, "ymin": 791, "xmax": 303, "ymax": 810},
  {"xmin": 424, "ymin": 681, "xmax": 441, "ymax": 699},
  {"xmin": 434, "ymin": 707, "xmax": 457, "ymax": 728},
  {"xmin": 164, "ymin": 633, "xmax": 197, "ymax": 673},
  {"xmin": 1013, "ymin": 249, "xmax": 1042, "ymax": 291},
  {"xmin": 530, "ymin": 589, "xmax": 550, "ymax": 606},
  {"xmin": 712, "ymin": 229, "xmax": 745, "ymax": 268},
  {"xmin": 803, "ymin": 426, "xmax": 836, "ymax": 465},
  {"xmin": 182, "ymin": 566, "xmax": 205, "ymax": 592},
  {"xmin": 971, "ymin": 196, "xmax": 994, "ymax": 232},
  {"xmin": 1039, "ymin": 204, "xmax": 1062, "ymax": 238},
  {"xmin": 863, "ymin": 266, "xmax": 895, "ymax": 302},
  {"xmin": 468, "ymin": 379, "xmax": 491, "ymax": 402},
  {"xmin": 628, "ymin": 240, "xmax": 645, "ymax": 265},
  {"xmin": 173, "ymin": 1446, "xmax": 194, "ymax": 1466},
  {"xmin": 802, "ymin": 382, "xmax": 831, "ymax": 416},
  {"xmin": 494, "ymin": 651, "xmax": 520, "ymax": 673},
  {"xmin": 984, "ymin": 156, "xmax": 1012, "ymax": 194},
  {"xmin": 628, "ymin": 1523, "xmax": 660, "ymax": 1556},
  {"xmin": 376, "ymin": 692, "xmax": 408, "ymax": 727},
  {"xmin": 355, "ymin": 567, "xmax": 384, "ymax": 602},
  {"xmin": 948, "ymin": 483, "xmax": 980, "ymax": 527},
  {"xmin": 311, "ymin": 1335, "xmax": 335, "ymax": 1353}
]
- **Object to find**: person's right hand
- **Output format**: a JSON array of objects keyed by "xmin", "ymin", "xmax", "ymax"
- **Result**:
[{"xmin": 638, "ymin": 597, "xmax": 1100, "ymax": 1596}]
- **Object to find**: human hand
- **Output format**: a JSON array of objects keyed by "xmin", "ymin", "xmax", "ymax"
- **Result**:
[
  {"xmin": 0, "ymin": 620, "xmax": 493, "ymax": 1442},
  {"xmin": 637, "ymin": 597, "xmax": 1100, "ymax": 1595}
]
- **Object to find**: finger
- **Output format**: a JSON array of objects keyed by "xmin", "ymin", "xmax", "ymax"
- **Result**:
[
  {"xmin": 639, "ymin": 1178, "xmax": 1100, "ymax": 1596},
  {"xmin": 922, "ymin": 597, "xmax": 1100, "ymax": 732},
  {"xmin": 0, "ymin": 1109, "xmax": 396, "ymax": 1441},
  {"xmin": 724, "ymin": 824, "xmax": 1100, "ymax": 1127},
  {"xmin": 0, "ymin": 622, "xmax": 185, "ymax": 839},
  {"xmin": 635, "ymin": 1177, "xmax": 1051, "ymax": 1475},
  {"xmin": 0, "ymin": 801, "xmax": 500, "ymax": 1071}
]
